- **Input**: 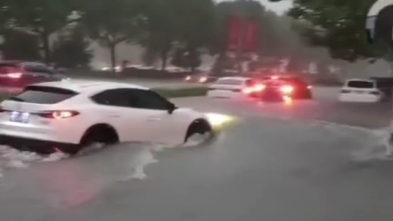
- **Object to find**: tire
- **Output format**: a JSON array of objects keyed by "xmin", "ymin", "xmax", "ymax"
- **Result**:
[
  {"xmin": 184, "ymin": 120, "xmax": 213, "ymax": 143},
  {"xmin": 71, "ymin": 125, "xmax": 119, "ymax": 155}
]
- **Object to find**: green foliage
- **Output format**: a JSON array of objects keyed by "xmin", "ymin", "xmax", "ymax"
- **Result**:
[
  {"xmin": 79, "ymin": 0, "xmax": 146, "ymax": 69},
  {"xmin": 51, "ymin": 26, "xmax": 92, "ymax": 68},
  {"xmin": 2, "ymin": 30, "xmax": 41, "ymax": 60},
  {"xmin": 4, "ymin": 0, "xmax": 75, "ymax": 62},
  {"xmin": 140, "ymin": 0, "xmax": 214, "ymax": 70},
  {"xmin": 171, "ymin": 48, "xmax": 202, "ymax": 70},
  {"xmin": 288, "ymin": 0, "xmax": 385, "ymax": 61}
]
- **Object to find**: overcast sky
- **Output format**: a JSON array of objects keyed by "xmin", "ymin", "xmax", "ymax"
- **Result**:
[{"xmin": 215, "ymin": 0, "xmax": 293, "ymax": 15}]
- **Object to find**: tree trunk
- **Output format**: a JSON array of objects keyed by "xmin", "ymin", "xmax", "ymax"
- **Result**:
[
  {"xmin": 160, "ymin": 38, "xmax": 172, "ymax": 71},
  {"xmin": 109, "ymin": 43, "xmax": 116, "ymax": 73},
  {"xmin": 161, "ymin": 49, "xmax": 168, "ymax": 71},
  {"xmin": 41, "ymin": 32, "xmax": 50, "ymax": 63}
]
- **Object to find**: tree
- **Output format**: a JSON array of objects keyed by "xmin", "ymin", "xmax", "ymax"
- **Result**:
[
  {"xmin": 177, "ymin": 0, "xmax": 215, "ymax": 61},
  {"xmin": 80, "ymin": 0, "xmax": 146, "ymax": 71},
  {"xmin": 140, "ymin": 0, "xmax": 184, "ymax": 70},
  {"xmin": 2, "ymin": 29, "xmax": 41, "ymax": 60},
  {"xmin": 288, "ymin": 0, "xmax": 386, "ymax": 62},
  {"xmin": 5, "ymin": 0, "xmax": 75, "ymax": 62},
  {"xmin": 171, "ymin": 48, "xmax": 202, "ymax": 70},
  {"xmin": 51, "ymin": 25, "xmax": 92, "ymax": 68},
  {"xmin": 141, "ymin": 0, "xmax": 214, "ymax": 70}
]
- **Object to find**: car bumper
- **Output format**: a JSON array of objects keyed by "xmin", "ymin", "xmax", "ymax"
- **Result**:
[
  {"xmin": 207, "ymin": 90, "xmax": 246, "ymax": 99},
  {"xmin": 338, "ymin": 94, "xmax": 381, "ymax": 102},
  {"xmin": 0, "ymin": 134, "xmax": 79, "ymax": 154}
]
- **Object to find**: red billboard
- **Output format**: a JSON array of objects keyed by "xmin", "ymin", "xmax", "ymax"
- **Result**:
[
  {"xmin": 227, "ymin": 16, "xmax": 242, "ymax": 51},
  {"xmin": 227, "ymin": 16, "xmax": 258, "ymax": 52},
  {"xmin": 243, "ymin": 18, "xmax": 258, "ymax": 52}
]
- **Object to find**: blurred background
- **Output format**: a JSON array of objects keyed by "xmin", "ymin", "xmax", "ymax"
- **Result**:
[{"xmin": 0, "ymin": 0, "xmax": 392, "ymax": 84}]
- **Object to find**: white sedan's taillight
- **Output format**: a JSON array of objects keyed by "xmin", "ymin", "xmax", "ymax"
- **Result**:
[{"xmin": 36, "ymin": 110, "xmax": 79, "ymax": 119}]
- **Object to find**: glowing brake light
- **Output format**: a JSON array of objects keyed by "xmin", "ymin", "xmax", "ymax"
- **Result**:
[
  {"xmin": 254, "ymin": 84, "xmax": 266, "ymax": 91},
  {"xmin": 280, "ymin": 85, "xmax": 294, "ymax": 94},
  {"xmin": 242, "ymin": 84, "xmax": 266, "ymax": 94},
  {"xmin": 271, "ymin": 76, "xmax": 279, "ymax": 80},
  {"xmin": 37, "ymin": 110, "xmax": 79, "ymax": 119},
  {"xmin": 6, "ymin": 73, "xmax": 22, "ymax": 78},
  {"xmin": 185, "ymin": 76, "xmax": 191, "ymax": 81},
  {"xmin": 307, "ymin": 85, "xmax": 312, "ymax": 89}
]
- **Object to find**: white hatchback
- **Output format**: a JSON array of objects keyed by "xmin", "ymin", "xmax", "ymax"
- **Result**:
[
  {"xmin": 206, "ymin": 77, "xmax": 262, "ymax": 99},
  {"xmin": 0, "ymin": 80, "xmax": 213, "ymax": 154},
  {"xmin": 338, "ymin": 79, "xmax": 383, "ymax": 102}
]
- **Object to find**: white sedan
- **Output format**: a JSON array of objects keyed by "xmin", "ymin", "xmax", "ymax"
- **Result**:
[
  {"xmin": 0, "ymin": 80, "xmax": 214, "ymax": 154},
  {"xmin": 338, "ymin": 79, "xmax": 384, "ymax": 103},
  {"xmin": 207, "ymin": 77, "xmax": 263, "ymax": 99}
]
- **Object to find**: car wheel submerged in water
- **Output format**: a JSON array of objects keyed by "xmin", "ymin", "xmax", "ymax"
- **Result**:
[
  {"xmin": 185, "ymin": 119, "xmax": 213, "ymax": 144},
  {"xmin": 74, "ymin": 124, "xmax": 120, "ymax": 155}
]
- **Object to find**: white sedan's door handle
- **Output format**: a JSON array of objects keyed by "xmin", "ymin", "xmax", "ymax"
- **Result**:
[{"xmin": 147, "ymin": 117, "xmax": 161, "ymax": 121}]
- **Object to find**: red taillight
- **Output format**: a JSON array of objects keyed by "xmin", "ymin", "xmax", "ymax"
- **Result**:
[
  {"xmin": 37, "ymin": 110, "xmax": 79, "ymax": 119},
  {"xmin": 307, "ymin": 85, "xmax": 312, "ymax": 89},
  {"xmin": 242, "ymin": 84, "xmax": 265, "ymax": 94},
  {"xmin": 185, "ymin": 76, "xmax": 191, "ymax": 81},
  {"xmin": 280, "ymin": 85, "xmax": 294, "ymax": 94},
  {"xmin": 6, "ymin": 73, "xmax": 22, "ymax": 78},
  {"xmin": 254, "ymin": 84, "xmax": 266, "ymax": 91}
]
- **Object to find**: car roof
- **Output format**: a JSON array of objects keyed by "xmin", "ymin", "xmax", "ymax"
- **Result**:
[
  {"xmin": 30, "ymin": 80, "xmax": 149, "ymax": 93},
  {"xmin": 0, "ymin": 61, "xmax": 47, "ymax": 66},
  {"xmin": 217, "ymin": 76, "xmax": 250, "ymax": 81}
]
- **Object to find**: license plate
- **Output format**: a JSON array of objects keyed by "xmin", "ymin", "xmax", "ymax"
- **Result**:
[{"xmin": 9, "ymin": 111, "xmax": 30, "ymax": 123}]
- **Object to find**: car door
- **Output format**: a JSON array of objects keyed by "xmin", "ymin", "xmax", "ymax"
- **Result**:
[
  {"xmin": 124, "ymin": 89, "xmax": 186, "ymax": 144},
  {"xmin": 90, "ymin": 89, "xmax": 150, "ymax": 143}
]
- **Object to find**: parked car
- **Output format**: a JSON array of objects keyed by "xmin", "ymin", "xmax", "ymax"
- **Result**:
[
  {"xmin": 0, "ymin": 61, "xmax": 68, "ymax": 93},
  {"xmin": 338, "ymin": 78, "xmax": 384, "ymax": 103}
]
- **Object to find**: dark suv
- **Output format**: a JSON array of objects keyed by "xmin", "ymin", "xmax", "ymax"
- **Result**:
[{"xmin": 0, "ymin": 61, "xmax": 67, "ymax": 93}]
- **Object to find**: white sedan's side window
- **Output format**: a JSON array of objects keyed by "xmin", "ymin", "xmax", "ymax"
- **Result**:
[
  {"xmin": 125, "ymin": 89, "xmax": 170, "ymax": 110},
  {"xmin": 90, "ymin": 89, "xmax": 130, "ymax": 107}
]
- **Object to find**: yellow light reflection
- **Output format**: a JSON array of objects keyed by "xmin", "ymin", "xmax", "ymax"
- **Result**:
[
  {"xmin": 283, "ymin": 96, "xmax": 293, "ymax": 105},
  {"xmin": 205, "ymin": 113, "xmax": 234, "ymax": 127}
]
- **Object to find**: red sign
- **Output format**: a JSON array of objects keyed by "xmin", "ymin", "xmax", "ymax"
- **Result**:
[
  {"xmin": 227, "ymin": 16, "xmax": 258, "ymax": 52},
  {"xmin": 243, "ymin": 18, "xmax": 258, "ymax": 52},
  {"xmin": 227, "ymin": 16, "xmax": 241, "ymax": 51}
]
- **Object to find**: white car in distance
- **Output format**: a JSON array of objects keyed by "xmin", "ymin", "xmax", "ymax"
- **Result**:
[
  {"xmin": 338, "ymin": 78, "xmax": 384, "ymax": 103},
  {"xmin": 0, "ymin": 81, "xmax": 213, "ymax": 154},
  {"xmin": 207, "ymin": 77, "xmax": 263, "ymax": 99}
]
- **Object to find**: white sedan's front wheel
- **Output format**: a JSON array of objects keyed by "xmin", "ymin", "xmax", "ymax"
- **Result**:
[{"xmin": 184, "ymin": 119, "xmax": 213, "ymax": 143}]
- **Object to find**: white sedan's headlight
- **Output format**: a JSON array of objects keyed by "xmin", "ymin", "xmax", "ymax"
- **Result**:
[{"xmin": 205, "ymin": 112, "xmax": 233, "ymax": 127}]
